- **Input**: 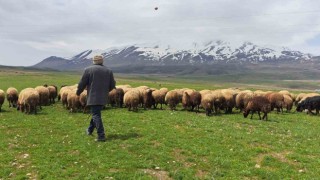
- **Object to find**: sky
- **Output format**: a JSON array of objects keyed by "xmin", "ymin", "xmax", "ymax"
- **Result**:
[{"xmin": 0, "ymin": 0, "xmax": 320, "ymax": 66}]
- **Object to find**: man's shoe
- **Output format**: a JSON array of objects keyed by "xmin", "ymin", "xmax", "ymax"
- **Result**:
[
  {"xmin": 95, "ymin": 137, "xmax": 106, "ymax": 142},
  {"xmin": 86, "ymin": 129, "xmax": 93, "ymax": 135}
]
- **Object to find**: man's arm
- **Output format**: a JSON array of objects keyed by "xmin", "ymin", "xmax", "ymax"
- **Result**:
[{"xmin": 76, "ymin": 69, "xmax": 89, "ymax": 96}]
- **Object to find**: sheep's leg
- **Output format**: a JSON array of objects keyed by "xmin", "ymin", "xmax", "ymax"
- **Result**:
[
  {"xmin": 316, "ymin": 109, "xmax": 319, "ymax": 115},
  {"xmin": 160, "ymin": 103, "xmax": 163, "ymax": 110},
  {"xmin": 250, "ymin": 111, "xmax": 254, "ymax": 119},
  {"xmin": 34, "ymin": 105, "xmax": 37, "ymax": 114},
  {"xmin": 257, "ymin": 111, "xmax": 261, "ymax": 120}
]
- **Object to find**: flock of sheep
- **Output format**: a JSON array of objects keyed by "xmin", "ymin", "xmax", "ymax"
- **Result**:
[{"xmin": 0, "ymin": 84, "xmax": 320, "ymax": 120}]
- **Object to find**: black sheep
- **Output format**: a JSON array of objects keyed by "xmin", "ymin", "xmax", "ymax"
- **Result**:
[{"xmin": 296, "ymin": 96, "xmax": 320, "ymax": 115}]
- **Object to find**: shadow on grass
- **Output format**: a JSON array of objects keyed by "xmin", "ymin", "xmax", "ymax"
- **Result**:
[{"xmin": 106, "ymin": 132, "xmax": 140, "ymax": 141}]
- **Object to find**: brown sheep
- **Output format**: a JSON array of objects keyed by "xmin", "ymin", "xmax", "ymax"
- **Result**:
[
  {"xmin": 143, "ymin": 89, "xmax": 155, "ymax": 109},
  {"xmin": 265, "ymin": 92, "xmax": 284, "ymax": 113},
  {"xmin": 235, "ymin": 90, "xmax": 253, "ymax": 112},
  {"xmin": 67, "ymin": 91, "xmax": 81, "ymax": 113},
  {"xmin": 6, "ymin": 87, "xmax": 18, "ymax": 108},
  {"xmin": 165, "ymin": 90, "xmax": 179, "ymax": 110},
  {"xmin": 0, "ymin": 89, "xmax": 4, "ymax": 112},
  {"xmin": 182, "ymin": 91, "xmax": 201, "ymax": 112},
  {"xmin": 283, "ymin": 94, "xmax": 293, "ymax": 112},
  {"xmin": 211, "ymin": 90, "xmax": 226, "ymax": 114},
  {"xmin": 243, "ymin": 96, "xmax": 271, "ymax": 121},
  {"xmin": 152, "ymin": 89, "xmax": 167, "ymax": 109},
  {"xmin": 108, "ymin": 88, "xmax": 124, "ymax": 108},
  {"xmin": 79, "ymin": 90, "xmax": 88, "ymax": 113}
]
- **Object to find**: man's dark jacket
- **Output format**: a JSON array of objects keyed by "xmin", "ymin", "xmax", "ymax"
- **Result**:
[{"xmin": 76, "ymin": 64, "xmax": 116, "ymax": 106}]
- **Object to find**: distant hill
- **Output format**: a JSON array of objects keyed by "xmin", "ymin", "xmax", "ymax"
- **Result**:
[{"xmin": 32, "ymin": 41, "xmax": 318, "ymax": 74}]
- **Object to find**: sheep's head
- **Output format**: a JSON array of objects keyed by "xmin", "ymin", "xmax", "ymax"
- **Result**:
[
  {"xmin": 296, "ymin": 102, "xmax": 305, "ymax": 112},
  {"xmin": 243, "ymin": 109, "xmax": 249, "ymax": 118}
]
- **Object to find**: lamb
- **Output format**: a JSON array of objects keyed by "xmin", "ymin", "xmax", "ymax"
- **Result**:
[
  {"xmin": 6, "ymin": 87, "xmax": 18, "ymax": 108},
  {"xmin": 123, "ymin": 89, "xmax": 140, "ymax": 111},
  {"xmin": 35, "ymin": 86, "xmax": 50, "ymax": 106},
  {"xmin": 17, "ymin": 88, "xmax": 40, "ymax": 114},
  {"xmin": 0, "ymin": 89, "xmax": 4, "ymax": 112},
  {"xmin": 265, "ymin": 92, "xmax": 284, "ymax": 113},
  {"xmin": 296, "ymin": 96, "xmax": 320, "ymax": 115},
  {"xmin": 243, "ymin": 96, "xmax": 271, "ymax": 121}
]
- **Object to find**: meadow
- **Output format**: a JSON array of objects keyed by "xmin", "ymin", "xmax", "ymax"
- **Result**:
[{"xmin": 0, "ymin": 68, "xmax": 320, "ymax": 179}]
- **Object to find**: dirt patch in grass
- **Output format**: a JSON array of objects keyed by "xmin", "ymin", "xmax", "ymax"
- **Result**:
[
  {"xmin": 143, "ymin": 169, "xmax": 172, "ymax": 180},
  {"xmin": 195, "ymin": 169, "xmax": 209, "ymax": 179},
  {"xmin": 255, "ymin": 151, "xmax": 298, "ymax": 167}
]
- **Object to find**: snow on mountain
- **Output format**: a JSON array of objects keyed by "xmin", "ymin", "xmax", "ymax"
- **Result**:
[{"xmin": 33, "ymin": 41, "xmax": 315, "ymax": 70}]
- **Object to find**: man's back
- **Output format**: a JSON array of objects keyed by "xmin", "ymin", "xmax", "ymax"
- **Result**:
[{"xmin": 77, "ymin": 64, "xmax": 116, "ymax": 106}]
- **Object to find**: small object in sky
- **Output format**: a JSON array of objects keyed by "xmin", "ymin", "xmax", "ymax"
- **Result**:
[{"xmin": 155, "ymin": 7, "xmax": 158, "ymax": 10}]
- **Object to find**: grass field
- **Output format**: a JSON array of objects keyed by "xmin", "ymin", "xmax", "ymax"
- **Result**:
[{"xmin": 0, "ymin": 68, "xmax": 320, "ymax": 179}]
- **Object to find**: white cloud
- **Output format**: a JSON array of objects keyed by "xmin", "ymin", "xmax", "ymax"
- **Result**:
[{"xmin": 0, "ymin": 0, "xmax": 320, "ymax": 66}]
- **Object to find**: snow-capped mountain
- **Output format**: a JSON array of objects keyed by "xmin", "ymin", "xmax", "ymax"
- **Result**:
[{"xmin": 33, "ymin": 41, "xmax": 314, "ymax": 71}]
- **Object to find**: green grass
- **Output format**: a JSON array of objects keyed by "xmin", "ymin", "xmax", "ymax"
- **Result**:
[{"xmin": 1, "ymin": 68, "xmax": 320, "ymax": 179}]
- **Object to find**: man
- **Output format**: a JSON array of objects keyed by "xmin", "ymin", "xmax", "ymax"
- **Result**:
[{"xmin": 76, "ymin": 55, "xmax": 116, "ymax": 142}]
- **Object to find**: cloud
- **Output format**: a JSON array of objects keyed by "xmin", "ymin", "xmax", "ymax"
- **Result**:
[{"xmin": 0, "ymin": 0, "xmax": 320, "ymax": 66}]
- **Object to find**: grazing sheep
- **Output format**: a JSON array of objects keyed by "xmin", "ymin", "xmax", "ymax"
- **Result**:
[
  {"xmin": 182, "ymin": 91, "xmax": 201, "ymax": 112},
  {"xmin": 221, "ymin": 89, "xmax": 236, "ymax": 113},
  {"xmin": 67, "ymin": 90, "xmax": 81, "ymax": 113},
  {"xmin": 199, "ymin": 89, "xmax": 212, "ymax": 97},
  {"xmin": 17, "ymin": 88, "xmax": 40, "ymax": 114},
  {"xmin": 201, "ymin": 93, "xmax": 215, "ymax": 116},
  {"xmin": 174, "ymin": 89, "xmax": 184, "ymax": 103},
  {"xmin": 58, "ymin": 85, "xmax": 77, "ymax": 101},
  {"xmin": 124, "ymin": 89, "xmax": 140, "ymax": 111},
  {"xmin": 108, "ymin": 88, "xmax": 124, "ymax": 108},
  {"xmin": 235, "ymin": 90, "xmax": 253, "ymax": 112},
  {"xmin": 79, "ymin": 90, "xmax": 88, "ymax": 113},
  {"xmin": 6, "ymin": 87, "xmax": 18, "ymax": 108},
  {"xmin": 35, "ymin": 86, "xmax": 50, "ymax": 106},
  {"xmin": 265, "ymin": 92, "xmax": 284, "ymax": 113},
  {"xmin": 243, "ymin": 96, "xmax": 271, "ymax": 121},
  {"xmin": 0, "ymin": 89, "xmax": 4, "ymax": 112},
  {"xmin": 296, "ymin": 96, "xmax": 320, "ymax": 115},
  {"xmin": 152, "ymin": 89, "xmax": 167, "ymax": 109},
  {"xmin": 165, "ymin": 90, "xmax": 180, "ymax": 110},
  {"xmin": 61, "ymin": 89, "xmax": 73, "ymax": 108},
  {"xmin": 47, "ymin": 85, "xmax": 58, "ymax": 103},
  {"xmin": 211, "ymin": 90, "xmax": 226, "ymax": 114},
  {"xmin": 283, "ymin": 94, "xmax": 293, "ymax": 112},
  {"xmin": 143, "ymin": 88, "xmax": 155, "ymax": 109}
]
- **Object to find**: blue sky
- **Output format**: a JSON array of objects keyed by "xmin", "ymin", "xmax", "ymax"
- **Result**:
[{"xmin": 0, "ymin": 0, "xmax": 319, "ymax": 66}]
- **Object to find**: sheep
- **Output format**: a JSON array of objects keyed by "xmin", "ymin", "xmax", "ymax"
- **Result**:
[
  {"xmin": 182, "ymin": 91, "xmax": 201, "ymax": 112},
  {"xmin": 6, "ymin": 87, "xmax": 18, "ymax": 108},
  {"xmin": 201, "ymin": 93, "xmax": 215, "ymax": 116},
  {"xmin": 47, "ymin": 85, "xmax": 58, "ymax": 103},
  {"xmin": 108, "ymin": 88, "xmax": 124, "ymax": 108},
  {"xmin": 235, "ymin": 90, "xmax": 253, "ymax": 112},
  {"xmin": 211, "ymin": 90, "xmax": 227, "ymax": 114},
  {"xmin": 199, "ymin": 89, "xmax": 212, "ymax": 97},
  {"xmin": 152, "ymin": 89, "xmax": 167, "ymax": 109},
  {"xmin": 61, "ymin": 88, "xmax": 73, "ymax": 108},
  {"xmin": 283, "ymin": 94, "xmax": 293, "ymax": 112},
  {"xmin": 67, "ymin": 90, "xmax": 81, "ymax": 113},
  {"xmin": 79, "ymin": 90, "xmax": 88, "ymax": 113},
  {"xmin": 123, "ymin": 89, "xmax": 140, "ymax": 111},
  {"xmin": 296, "ymin": 96, "xmax": 320, "ymax": 115},
  {"xmin": 243, "ymin": 96, "xmax": 271, "ymax": 121},
  {"xmin": 142, "ymin": 88, "xmax": 155, "ymax": 109},
  {"xmin": 35, "ymin": 86, "xmax": 50, "ymax": 106},
  {"xmin": 58, "ymin": 85, "xmax": 77, "ymax": 101},
  {"xmin": 173, "ymin": 89, "xmax": 184, "ymax": 103},
  {"xmin": 221, "ymin": 89, "xmax": 236, "ymax": 113},
  {"xmin": 0, "ymin": 89, "xmax": 4, "ymax": 112},
  {"xmin": 265, "ymin": 92, "xmax": 284, "ymax": 113},
  {"xmin": 17, "ymin": 88, "xmax": 40, "ymax": 114},
  {"xmin": 165, "ymin": 90, "xmax": 180, "ymax": 110}
]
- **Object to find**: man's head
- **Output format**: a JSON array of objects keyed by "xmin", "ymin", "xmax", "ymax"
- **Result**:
[{"xmin": 93, "ymin": 55, "xmax": 104, "ymax": 65}]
